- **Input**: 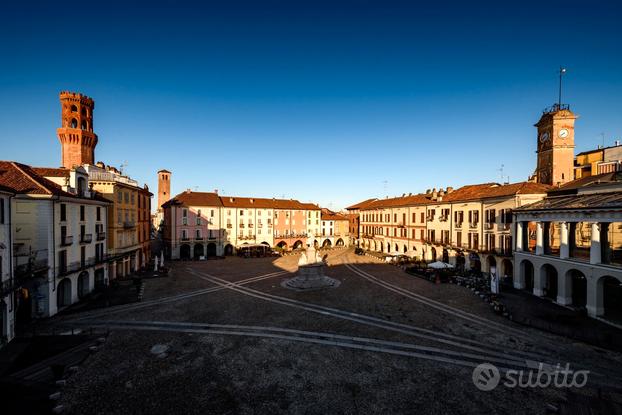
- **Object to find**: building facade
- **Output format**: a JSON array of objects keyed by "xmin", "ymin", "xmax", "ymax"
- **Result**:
[
  {"xmin": 161, "ymin": 191, "xmax": 322, "ymax": 259},
  {"xmin": 513, "ymin": 174, "xmax": 622, "ymax": 321},
  {"xmin": 0, "ymin": 162, "xmax": 110, "ymax": 320},
  {"xmin": 0, "ymin": 187, "xmax": 15, "ymax": 346},
  {"xmin": 320, "ymin": 209, "xmax": 349, "ymax": 248}
]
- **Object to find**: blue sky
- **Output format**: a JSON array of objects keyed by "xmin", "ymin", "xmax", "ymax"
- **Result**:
[{"xmin": 1, "ymin": 1, "xmax": 621, "ymax": 211}]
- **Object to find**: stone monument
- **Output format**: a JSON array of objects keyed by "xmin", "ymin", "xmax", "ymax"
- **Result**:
[{"xmin": 282, "ymin": 242, "xmax": 340, "ymax": 291}]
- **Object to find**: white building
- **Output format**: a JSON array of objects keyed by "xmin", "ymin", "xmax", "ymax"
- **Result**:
[
  {"xmin": 514, "ymin": 173, "xmax": 622, "ymax": 322},
  {"xmin": 1, "ymin": 186, "xmax": 15, "ymax": 346},
  {"xmin": 0, "ymin": 161, "xmax": 110, "ymax": 321}
]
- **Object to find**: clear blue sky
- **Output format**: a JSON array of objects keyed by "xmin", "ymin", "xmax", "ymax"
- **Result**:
[{"xmin": 1, "ymin": 1, "xmax": 621, "ymax": 211}]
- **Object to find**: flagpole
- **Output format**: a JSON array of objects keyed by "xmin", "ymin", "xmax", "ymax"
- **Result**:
[{"xmin": 558, "ymin": 67, "xmax": 566, "ymax": 108}]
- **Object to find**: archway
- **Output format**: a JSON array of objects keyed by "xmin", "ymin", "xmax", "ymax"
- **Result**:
[
  {"xmin": 276, "ymin": 241, "xmax": 288, "ymax": 250},
  {"xmin": 180, "ymin": 244, "xmax": 191, "ymax": 260},
  {"xmin": 77, "ymin": 271, "xmax": 90, "ymax": 299},
  {"xmin": 57, "ymin": 278, "xmax": 72, "ymax": 308},
  {"xmin": 193, "ymin": 244, "xmax": 204, "ymax": 260},
  {"xmin": 456, "ymin": 253, "xmax": 465, "ymax": 271},
  {"xmin": 207, "ymin": 243, "xmax": 217, "ymax": 257},
  {"xmin": 224, "ymin": 244, "xmax": 234, "ymax": 256},
  {"xmin": 322, "ymin": 239, "xmax": 332, "ymax": 248},
  {"xmin": 540, "ymin": 264, "xmax": 558, "ymax": 300},
  {"xmin": 568, "ymin": 269, "xmax": 587, "ymax": 307},
  {"xmin": 380, "ymin": 242, "xmax": 384, "ymax": 253},
  {"xmin": 394, "ymin": 243, "xmax": 399, "ymax": 253},
  {"xmin": 403, "ymin": 244, "xmax": 408, "ymax": 254},
  {"xmin": 293, "ymin": 240, "xmax": 303, "ymax": 250},
  {"xmin": 486, "ymin": 256, "xmax": 496, "ymax": 274},
  {"xmin": 501, "ymin": 259, "xmax": 513, "ymax": 285},
  {"xmin": 520, "ymin": 260, "xmax": 534, "ymax": 292},
  {"xmin": 442, "ymin": 249, "xmax": 449, "ymax": 263},
  {"xmin": 336, "ymin": 238, "xmax": 344, "ymax": 247},
  {"xmin": 430, "ymin": 247, "xmax": 437, "ymax": 262},
  {"xmin": 469, "ymin": 253, "xmax": 481, "ymax": 274},
  {"xmin": 600, "ymin": 275, "xmax": 622, "ymax": 321}
]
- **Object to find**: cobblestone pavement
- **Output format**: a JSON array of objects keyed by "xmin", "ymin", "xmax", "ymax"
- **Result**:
[{"xmin": 55, "ymin": 248, "xmax": 622, "ymax": 414}]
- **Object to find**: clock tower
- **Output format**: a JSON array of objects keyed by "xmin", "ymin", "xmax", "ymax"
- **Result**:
[{"xmin": 534, "ymin": 104, "xmax": 577, "ymax": 185}]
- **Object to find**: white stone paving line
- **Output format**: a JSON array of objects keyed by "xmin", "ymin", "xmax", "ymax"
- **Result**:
[
  {"xmin": 186, "ymin": 268, "xmax": 549, "ymax": 364},
  {"xmin": 345, "ymin": 262, "xmax": 529, "ymax": 339},
  {"xmin": 78, "ymin": 319, "xmax": 531, "ymax": 372},
  {"xmin": 67, "ymin": 270, "xmax": 291, "ymax": 322}
]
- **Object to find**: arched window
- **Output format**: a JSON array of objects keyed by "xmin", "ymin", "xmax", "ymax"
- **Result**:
[
  {"xmin": 71, "ymin": 105, "xmax": 78, "ymax": 112},
  {"xmin": 70, "ymin": 118, "xmax": 78, "ymax": 128},
  {"xmin": 81, "ymin": 120, "xmax": 87, "ymax": 130},
  {"xmin": 81, "ymin": 107, "xmax": 86, "ymax": 116}
]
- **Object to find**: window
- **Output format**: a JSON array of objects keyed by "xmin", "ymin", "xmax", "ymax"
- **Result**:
[
  {"xmin": 80, "ymin": 205, "xmax": 85, "ymax": 221},
  {"xmin": 117, "ymin": 211, "xmax": 122, "ymax": 224},
  {"xmin": 60, "ymin": 203, "xmax": 67, "ymax": 222},
  {"xmin": 71, "ymin": 105, "xmax": 78, "ymax": 112},
  {"xmin": 96, "ymin": 207, "xmax": 101, "ymax": 221},
  {"xmin": 70, "ymin": 118, "xmax": 78, "ymax": 128},
  {"xmin": 117, "ymin": 192, "xmax": 122, "ymax": 203},
  {"xmin": 182, "ymin": 209, "xmax": 188, "ymax": 225},
  {"xmin": 124, "ymin": 192, "xmax": 129, "ymax": 203},
  {"xmin": 210, "ymin": 209, "xmax": 215, "ymax": 217},
  {"xmin": 131, "ymin": 193, "xmax": 135, "ymax": 204},
  {"xmin": 0, "ymin": 198, "xmax": 3, "ymax": 224},
  {"xmin": 182, "ymin": 229, "xmax": 188, "ymax": 240}
]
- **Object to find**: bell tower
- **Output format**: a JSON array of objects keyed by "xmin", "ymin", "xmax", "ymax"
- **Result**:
[
  {"xmin": 534, "ymin": 104, "xmax": 577, "ymax": 185},
  {"xmin": 158, "ymin": 169, "xmax": 171, "ymax": 210},
  {"xmin": 56, "ymin": 91, "xmax": 98, "ymax": 169}
]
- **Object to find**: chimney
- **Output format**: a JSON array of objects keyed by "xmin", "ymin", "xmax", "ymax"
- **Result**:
[
  {"xmin": 214, "ymin": 189, "xmax": 218, "ymax": 194},
  {"xmin": 446, "ymin": 186, "xmax": 454, "ymax": 193},
  {"xmin": 615, "ymin": 140, "xmax": 620, "ymax": 147}
]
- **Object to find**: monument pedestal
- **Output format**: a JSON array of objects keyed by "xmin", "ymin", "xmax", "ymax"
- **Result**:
[{"xmin": 282, "ymin": 262, "xmax": 340, "ymax": 291}]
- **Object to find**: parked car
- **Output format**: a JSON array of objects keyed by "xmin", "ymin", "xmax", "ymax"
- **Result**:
[{"xmin": 354, "ymin": 247, "xmax": 365, "ymax": 256}]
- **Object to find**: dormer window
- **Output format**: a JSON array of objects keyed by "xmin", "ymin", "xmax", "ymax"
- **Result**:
[{"xmin": 77, "ymin": 177, "xmax": 86, "ymax": 196}]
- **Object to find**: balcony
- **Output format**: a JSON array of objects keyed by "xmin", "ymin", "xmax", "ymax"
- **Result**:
[
  {"xmin": 455, "ymin": 221, "xmax": 463, "ymax": 228},
  {"xmin": 226, "ymin": 224, "xmax": 232, "ymax": 229},
  {"xmin": 57, "ymin": 257, "xmax": 103, "ymax": 276},
  {"xmin": 61, "ymin": 235, "xmax": 73, "ymax": 246},
  {"xmin": 195, "ymin": 236, "xmax": 204, "ymax": 241},
  {"xmin": 426, "ymin": 216, "xmax": 434, "ymax": 222},
  {"xmin": 181, "ymin": 236, "xmax": 190, "ymax": 241},
  {"xmin": 96, "ymin": 231, "xmax": 106, "ymax": 241},
  {"xmin": 439, "ymin": 216, "xmax": 449, "ymax": 222},
  {"xmin": 469, "ymin": 222, "xmax": 479, "ymax": 229},
  {"xmin": 239, "ymin": 224, "xmax": 245, "ymax": 228},
  {"xmin": 123, "ymin": 221, "xmax": 135, "ymax": 229},
  {"xmin": 484, "ymin": 222, "xmax": 494, "ymax": 230},
  {"xmin": 80, "ymin": 233, "xmax": 93, "ymax": 244}
]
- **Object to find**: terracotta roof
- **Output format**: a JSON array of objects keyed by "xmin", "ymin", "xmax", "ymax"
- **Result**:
[
  {"xmin": 346, "ymin": 198, "xmax": 378, "ymax": 210},
  {"xmin": 321, "ymin": 209, "xmax": 348, "ymax": 221},
  {"xmin": 364, "ymin": 193, "xmax": 432, "ymax": 209},
  {"xmin": 164, "ymin": 191, "xmax": 320, "ymax": 210},
  {"xmin": 32, "ymin": 167, "xmax": 70, "ymax": 178},
  {"xmin": 444, "ymin": 181, "xmax": 551, "ymax": 202},
  {"xmin": 516, "ymin": 192, "xmax": 622, "ymax": 211},
  {"xmin": 168, "ymin": 191, "xmax": 223, "ymax": 207},
  {"xmin": 158, "ymin": 169, "xmax": 171, "ymax": 173},
  {"xmin": 0, "ymin": 161, "xmax": 74, "ymax": 196},
  {"xmin": 554, "ymin": 172, "xmax": 621, "ymax": 192}
]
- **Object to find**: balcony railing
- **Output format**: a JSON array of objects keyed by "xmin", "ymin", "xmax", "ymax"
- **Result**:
[
  {"xmin": 439, "ymin": 216, "xmax": 449, "ymax": 222},
  {"xmin": 61, "ymin": 235, "xmax": 73, "ymax": 246},
  {"xmin": 123, "ymin": 221, "xmax": 135, "ymax": 229},
  {"xmin": 96, "ymin": 231, "xmax": 106, "ymax": 241},
  {"xmin": 469, "ymin": 222, "xmax": 479, "ymax": 229},
  {"xmin": 484, "ymin": 222, "xmax": 494, "ymax": 230},
  {"xmin": 80, "ymin": 233, "xmax": 93, "ymax": 243},
  {"xmin": 57, "ymin": 256, "xmax": 107, "ymax": 277},
  {"xmin": 13, "ymin": 257, "xmax": 50, "ymax": 280},
  {"xmin": 195, "ymin": 236, "xmax": 204, "ymax": 241},
  {"xmin": 239, "ymin": 224, "xmax": 245, "ymax": 228},
  {"xmin": 226, "ymin": 224, "xmax": 232, "ymax": 229},
  {"xmin": 181, "ymin": 236, "xmax": 190, "ymax": 241}
]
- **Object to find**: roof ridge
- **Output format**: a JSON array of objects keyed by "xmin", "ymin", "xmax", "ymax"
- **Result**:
[{"xmin": 11, "ymin": 162, "xmax": 51, "ymax": 195}]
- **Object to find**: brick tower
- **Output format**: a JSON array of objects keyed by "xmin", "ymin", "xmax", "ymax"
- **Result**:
[
  {"xmin": 534, "ymin": 104, "xmax": 577, "ymax": 186},
  {"xmin": 56, "ymin": 91, "xmax": 98, "ymax": 168},
  {"xmin": 158, "ymin": 169, "xmax": 171, "ymax": 210}
]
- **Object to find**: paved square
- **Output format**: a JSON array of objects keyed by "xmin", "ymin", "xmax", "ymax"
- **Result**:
[{"xmin": 56, "ymin": 249, "xmax": 622, "ymax": 414}]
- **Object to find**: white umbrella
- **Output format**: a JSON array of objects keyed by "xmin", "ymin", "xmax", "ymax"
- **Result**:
[
  {"xmin": 160, "ymin": 251, "xmax": 164, "ymax": 266},
  {"xmin": 427, "ymin": 261, "xmax": 453, "ymax": 269},
  {"xmin": 154, "ymin": 256, "xmax": 159, "ymax": 271}
]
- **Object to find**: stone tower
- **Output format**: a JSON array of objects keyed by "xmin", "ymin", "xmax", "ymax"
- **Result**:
[
  {"xmin": 158, "ymin": 169, "xmax": 171, "ymax": 210},
  {"xmin": 56, "ymin": 91, "xmax": 98, "ymax": 169},
  {"xmin": 534, "ymin": 104, "xmax": 577, "ymax": 186}
]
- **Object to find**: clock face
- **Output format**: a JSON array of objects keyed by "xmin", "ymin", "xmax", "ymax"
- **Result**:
[
  {"xmin": 539, "ymin": 131, "xmax": 550, "ymax": 143},
  {"xmin": 558, "ymin": 129, "xmax": 569, "ymax": 138}
]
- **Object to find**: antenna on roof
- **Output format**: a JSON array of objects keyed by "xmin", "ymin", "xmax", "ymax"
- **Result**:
[
  {"xmin": 497, "ymin": 164, "xmax": 509, "ymax": 185},
  {"xmin": 382, "ymin": 180, "xmax": 388, "ymax": 197},
  {"xmin": 119, "ymin": 161, "xmax": 128, "ymax": 175}
]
